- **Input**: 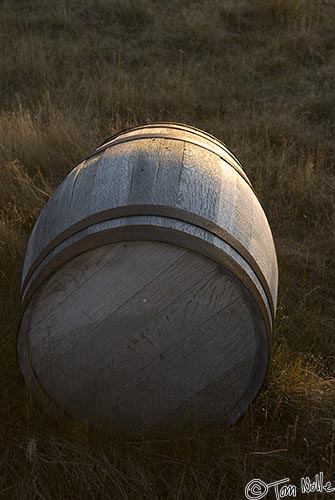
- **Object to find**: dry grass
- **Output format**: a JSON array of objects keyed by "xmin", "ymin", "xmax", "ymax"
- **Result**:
[{"xmin": 1, "ymin": 0, "xmax": 335, "ymax": 498}]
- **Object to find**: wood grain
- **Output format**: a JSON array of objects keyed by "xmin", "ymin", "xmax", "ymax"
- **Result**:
[
  {"xmin": 20, "ymin": 215, "xmax": 272, "ymax": 333},
  {"xmin": 21, "ymin": 127, "xmax": 278, "ymax": 315},
  {"xmin": 24, "ymin": 241, "xmax": 267, "ymax": 430}
]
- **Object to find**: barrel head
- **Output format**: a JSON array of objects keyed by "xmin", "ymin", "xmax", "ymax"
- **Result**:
[{"xmin": 18, "ymin": 240, "xmax": 268, "ymax": 431}]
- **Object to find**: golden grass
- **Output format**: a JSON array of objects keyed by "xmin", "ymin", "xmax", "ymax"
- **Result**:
[{"xmin": 1, "ymin": 0, "xmax": 335, "ymax": 498}]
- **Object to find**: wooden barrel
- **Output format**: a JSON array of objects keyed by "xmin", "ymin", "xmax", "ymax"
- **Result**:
[{"xmin": 18, "ymin": 122, "xmax": 278, "ymax": 431}]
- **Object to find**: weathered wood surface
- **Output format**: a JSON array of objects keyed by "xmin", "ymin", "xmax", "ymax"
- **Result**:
[
  {"xmin": 18, "ymin": 123, "xmax": 278, "ymax": 429},
  {"xmin": 94, "ymin": 125, "xmax": 250, "ymax": 184},
  {"xmin": 21, "ymin": 125, "xmax": 278, "ymax": 313},
  {"xmin": 96, "ymin": 122, "xmax": 244, "ymax": 172},
  {"xmin": 19, "ymin": 241, "xmax": 267, "ymax": 430}
]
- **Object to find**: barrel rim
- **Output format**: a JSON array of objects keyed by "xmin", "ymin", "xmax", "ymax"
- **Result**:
[
  {"xmin": 17, "ymin": 229, "xmax": 272, "ymax": 431},
  {"xmin": 21, "ymin": 206, "xmax": 276, "ymax": 320},
  {"xmin": 19, "ymin": 218, "xmax": 273, "ymax": 337},
  {"xmin": 20, "ymin": 221, "xmax": 273, "ymax": 330}
]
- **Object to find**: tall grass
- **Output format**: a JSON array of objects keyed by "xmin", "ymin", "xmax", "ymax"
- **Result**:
[{"xmin": 1, "ymin": 0, "xmax": 335, "ymax": 498}]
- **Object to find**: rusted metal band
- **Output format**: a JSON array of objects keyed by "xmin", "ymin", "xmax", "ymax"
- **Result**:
[{"xmin": 21, "ymin": 206, "xmax": 275, "ymax": 320}]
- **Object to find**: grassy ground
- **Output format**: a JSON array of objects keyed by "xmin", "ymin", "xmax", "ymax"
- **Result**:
[{"xmin": 1, "ymin": 0, "xmax": 335, "ymax": 498}]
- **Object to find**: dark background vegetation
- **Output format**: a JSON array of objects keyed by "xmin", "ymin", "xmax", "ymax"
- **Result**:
[{"xmin": 1, "ymin": 0, "xmax": 335, "ymax": 498}]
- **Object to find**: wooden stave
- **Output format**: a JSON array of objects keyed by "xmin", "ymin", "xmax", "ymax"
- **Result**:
[
  {"xmin": 95, "ymin": 122, "xmax": 244, "ymax": 170},
  {"xmin": 92, "ymin": 126, "xmax": 250, "ymax": 185},
  {"xmin": 21, "ymin": 136, "xmax": 278, "ymax": 318}
]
